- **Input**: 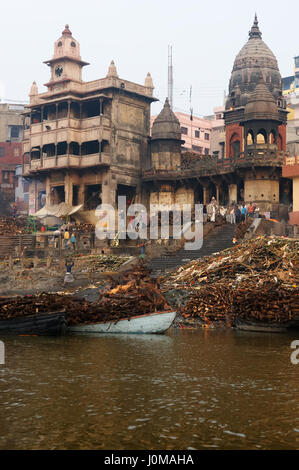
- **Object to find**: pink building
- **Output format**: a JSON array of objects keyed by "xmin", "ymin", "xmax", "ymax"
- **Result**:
[{"xmin": 210, "ymin": 105, "xmax": 225, "ymax": 158}]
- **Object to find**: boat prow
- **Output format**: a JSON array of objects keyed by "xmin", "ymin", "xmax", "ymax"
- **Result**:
[
  {"xmin": 0, "ymin": 311, "xmax": 66, "ymax": 336},
  {"xmin": 67, "ymin": 311, "xmax": 177, "ymax": 335}
]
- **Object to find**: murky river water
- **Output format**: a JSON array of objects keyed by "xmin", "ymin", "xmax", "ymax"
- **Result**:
[{"xmin": 0, "ymin": 329, "xmax": 298, "ymax": 450}]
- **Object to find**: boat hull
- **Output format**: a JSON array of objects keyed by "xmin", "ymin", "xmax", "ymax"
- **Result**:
[
  {"xmin": 0, "ymin": 312, "xmax": 66, "ymax": 336},
  {"xmin": 67, "ymin": 311, "xmax": 177, "ymax": 335},
  {"xmin": 236, "ymin": 318, "xmax": 288, "ymax": 333}
]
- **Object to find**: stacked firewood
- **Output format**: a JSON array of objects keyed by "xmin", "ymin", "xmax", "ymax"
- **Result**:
[
  {"xmin": 162, "ymin": 236, "xmax": 298, "ymax": 328},
  {"xmin": 180, "ymin": 283, "xmax": 234, "ymax": 327},
  {"xmin": 179, "ymin": 276, "xmax": 298, "ymax": 327},
  {"xmin": 0, "ymin": 265, "xmax": 171, "ymax": 326},
  {"xmin": 0, "ymin": 294, "xmax": 87, "ymax": 320},
  {"xmin": 163, "ymin": 236, "xmax": 298, "ymax": 289},
  {"xmin": 0, "ymin": 216, "xmax": 29, "ymax": 235},
  {"xmin": 232, "ymin": 278, "xmax": 298, "ymax": 324}
]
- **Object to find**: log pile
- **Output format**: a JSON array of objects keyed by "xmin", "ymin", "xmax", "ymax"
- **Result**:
[
  {"xmin": 180, "ymin": 284, "xmax": 234, "ymax": 328},
  {"xmin": 163, "ymin": 236, "xmax": 298, "ymax": 289},
  {"xmin": 0, "ymin": 265, "xmax": 171, "ymax": 326},
  {"xmin": 0, "ymin": 216, "xmax": 29, "ymax": 235},
  {"xmin": 180, "ymin": 276, "xmax": 298, "ymax": 327},
  {"xmin": 162, "ymin": 236, "xmax": 299, "ymax": 328},
  {"xmin": 232, "ymin": 278, "xmax": 299, "ymax": 324},
  {"xmin": 73, "ymin": 223, "xmax": 94, "ymax": 233}
]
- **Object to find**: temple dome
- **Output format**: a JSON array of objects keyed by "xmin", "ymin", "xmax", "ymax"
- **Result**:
[
  {"xmin": 244, "ymin": 79, "xmax": 279, "ymax": 121},
  {"xmin": 152, "ymin": 98, "xmax": 182, "ymax": 140},
  {"xmin": 226, "ymin": 15, "xmax": 282, "ymax": 109}
]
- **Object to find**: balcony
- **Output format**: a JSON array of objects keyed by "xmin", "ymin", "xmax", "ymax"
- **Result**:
[{"xmin": 23, "ymin": 153, "xmax": 110, "ymax": 175}]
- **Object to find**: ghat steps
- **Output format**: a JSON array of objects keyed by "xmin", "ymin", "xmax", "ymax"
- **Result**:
[{"xmin": 147, "ymin": 223, "xmax": 236, "ymax": 275}]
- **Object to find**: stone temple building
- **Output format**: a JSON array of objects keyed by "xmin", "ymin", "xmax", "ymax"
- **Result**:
[
  {"xmin": 23, "ymin": 24, "xmax": 156, "ymax": 221},
  {"xmin": 23, "ymin": 18, "xmax": 293, "ymax": 224},
  {"xmin": 143, "ymin": 15, "xmax": 292, "ymax": 215}
]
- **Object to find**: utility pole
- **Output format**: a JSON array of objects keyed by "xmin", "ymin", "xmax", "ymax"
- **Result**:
[
  {"xmin": 190, "ymin": 85, "xmax": 193, "ymax": 150},
  {"xmin": 168, "ymin": 45, "xmax": 173, "ymax": 110}
]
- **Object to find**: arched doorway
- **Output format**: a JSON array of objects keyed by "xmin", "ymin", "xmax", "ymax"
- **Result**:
[{"xmin": 230, "ymin": 133, "xmax": 241, "ymax": 158}]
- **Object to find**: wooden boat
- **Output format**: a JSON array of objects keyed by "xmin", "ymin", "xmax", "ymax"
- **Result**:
[
  {"xmin": 235, "ymin": 318, "xmax": 288, "ymax": 333},
  {"xmin": 0, "ymin": 311, "xmax": 66, "ymax": 336},
  {"xmin": 67, "ymin": 311, "xmax": 177, "ymax": 335}
]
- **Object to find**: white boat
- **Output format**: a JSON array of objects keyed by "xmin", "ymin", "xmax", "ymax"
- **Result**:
[{"xmin": 67, "ymin": 311, "xmax": 177, "ymax": 335}]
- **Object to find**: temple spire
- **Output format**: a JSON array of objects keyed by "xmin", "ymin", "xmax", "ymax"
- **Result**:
[
  {"xmin": 107, "ymin": 60, "xmax": 118, "ymax": 78},
  {"xmin": 249, "ymin": 13, "xmax": 262, "ymax": 39}
]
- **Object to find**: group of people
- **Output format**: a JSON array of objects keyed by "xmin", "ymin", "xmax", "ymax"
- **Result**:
[
  {"xmin": 226, "ymin": 202, "xmax": 258, "ymax": 224},
  {"xmin": 204, "ymin": 197, "xmax": 258, "ymax": 225},
  {"xmin": 54, "ymin": 226, "xmax": 77, "ymax": 250}
]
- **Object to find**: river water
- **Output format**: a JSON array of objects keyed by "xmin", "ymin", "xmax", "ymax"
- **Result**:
[{"xmin": 0, "ymin": 329, "xmax": 298, "ymax": 450}]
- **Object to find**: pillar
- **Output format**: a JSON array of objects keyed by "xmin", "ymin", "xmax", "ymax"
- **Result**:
[
  {"xmin": 101, "ymin": 179, "xmax": 116, "ymax": 208},
  {"xmin": 203, "ymin": 187, "xmax": 208, "ymax": 205},
  {"xmin": 64, "ymin": 173, "xmax": 73, "ymax": 205},
  {"xmin": 229, "ymin": 184, "xmax": 237, "ymax": 204},
  {"xmin": 46, "ymin": 176, "xmax": 51, "ymax": 206},
  {"xmin": 99, "ymin": 98, "xmax": 104, "ymax": 116},
  {"xmin": 216, "ymin": 186, "xmax": 220, "ymax": 204},
  {"xmin": 78, "ymin": 183, "xmax": 85, "ymax": 205}
]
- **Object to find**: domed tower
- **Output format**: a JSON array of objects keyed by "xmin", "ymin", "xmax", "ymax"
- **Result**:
[
  {"xmin": 151, "ymin": 98, "xmax": 184, "ymax": 170},
  {"xmin": 44, "ymin": 24, "xmax": 89, "ymax": 89},
  {"xmin": 240, "ymin": 78, "xmax": 286, "ymax": 151},
  {"xmin": 224, "ymin": 15, "xmax": 287, "ymax": 158}
]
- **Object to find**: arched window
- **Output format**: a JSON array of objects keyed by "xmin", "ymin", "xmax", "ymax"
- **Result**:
[
  {"xmin": 256, "ymin": 129, "xmax": 267, "ymax": 145},
  {"xmin": 269, "ymin": 130, "xmax": 276, "ymax": 145},
  {"xmin": 246, "ymin": 130, "xmax": 254, "ymax": 146},
  {"xmin": 230, "ymin": 133, "xmax": 240, "ymax": 157}
]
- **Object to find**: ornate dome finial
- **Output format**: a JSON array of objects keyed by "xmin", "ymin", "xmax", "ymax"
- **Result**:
[
  {"xmin": 29, "ymin": 81, "xmax": 38, "ymax": 104},
  {"xmin": 249, "ymin": 13, "xmax": 262, "ymax": 39},
  {"xmin": 107, "ymin": 60, "xmax": 118, "ymax": 78},
  {"xmin": 29, "ymin": 81, "xmax": 38, "ymax": 96},
  {"xmin": 144, "ymin": 72, "xmax": 154, "ymax": 89},
  {"xmin": 62, "ymin": 24, "xmax": 72, "ymax": 36}
]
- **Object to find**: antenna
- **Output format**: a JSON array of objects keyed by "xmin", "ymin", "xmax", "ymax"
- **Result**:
[{"xmin": 168, "ymin": 45, "xmax": 173, "ymax": 109}]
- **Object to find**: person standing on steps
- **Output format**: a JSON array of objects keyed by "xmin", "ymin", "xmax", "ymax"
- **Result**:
[
  {"xmin": 241, "ymin": 203, "xmax": 248, "ymax": 222},
  {"xmin": 64, "ymin": 229, "xmax": 70, "ymax": 249},
  {"xmin": 64, "ymin": 259, "xmax": 74, "ymax": 286}
]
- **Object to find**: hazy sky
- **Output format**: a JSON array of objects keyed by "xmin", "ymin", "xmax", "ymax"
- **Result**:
[{"xmin": 0, "ymin": 0, "xmax": 298, "ymax": 117}]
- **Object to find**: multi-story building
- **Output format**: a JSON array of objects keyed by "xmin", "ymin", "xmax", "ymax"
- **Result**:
[
  {"xmin": 23, "ymin": 24, "xmax": 156, "ymax": 220},
  {"xmin": 0, "ymin": 103, "xmax": 24, "ymax": 211},
  {"xmin": 15, "ymin": 165, "xmax": 29, "ymax": 213},
  {"xmin": 0, "ymin": 103, "xmax": 25, "ymax": 143}
]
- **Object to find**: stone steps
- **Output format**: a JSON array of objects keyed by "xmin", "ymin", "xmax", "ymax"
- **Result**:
[{"xmin": 147, "ymin": 224, "xmax": 236, "ymax": 274}]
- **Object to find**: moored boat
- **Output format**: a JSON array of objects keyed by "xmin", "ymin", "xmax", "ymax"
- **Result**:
[
  {"xmin": 67, "ymin": 311, "xmax": 177, "ymax": 335},
  {"xmin": 235, "ymin": 318, "xmax": 288, "ymax": 333},
  {"xmin": 0, "ymin": 311, "xmax": 66, "ymax": 336}
]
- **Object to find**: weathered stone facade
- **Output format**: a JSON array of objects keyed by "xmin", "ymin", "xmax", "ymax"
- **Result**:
[
  {"xmin": 23, "ymin": 25, "xmax": 156, "ymax": 222},
  {"xmin": 143, "ymin": 16, "xmax": 293, "ymax": 216},
  {"xmin": 23, "ymin": 19, "xmax": 294, "ymax": 224}
]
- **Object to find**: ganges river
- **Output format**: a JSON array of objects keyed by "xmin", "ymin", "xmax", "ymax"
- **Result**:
[{"xmin": 0, "ymin": 329, "xmax": 298, "ymax": 450}]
